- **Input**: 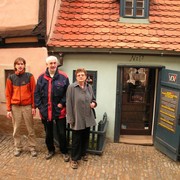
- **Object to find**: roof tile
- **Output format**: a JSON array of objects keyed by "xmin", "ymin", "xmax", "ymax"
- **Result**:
[{"xmin": 48, "ymin": 0, "xmax": 180, "ymax": 52}]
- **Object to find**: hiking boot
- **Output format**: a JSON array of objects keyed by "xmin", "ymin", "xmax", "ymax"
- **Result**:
[
  {"xmin": 82, "ymin": 155, "xmax": 88, "ymax": 161},
  {"xmin": 14, "ymin": 150, "xmax": 21, "ymax": 157},
  {"xmin": 63, "ymin": 154, "xmax": 70, "ymax": 162},
  {"xmin": 71, "ymin": 161, "xmax": 78, "ymax": 169},
  {"xmin": 31, "ymin": 150, "xmax": 37, "ymax": 157},
  {"xmin": 45, "ymin": 151, "xmax": 55, "ymax": 160}
]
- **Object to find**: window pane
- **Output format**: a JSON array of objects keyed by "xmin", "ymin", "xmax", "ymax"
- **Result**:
[
  {"xmin": 126, "ymin": 1, "xmax": 133, "ymax": 8},
  {"xmin": 137, "ymin": 0, "xmax": 144, "ymax": 8},
  {"xmin": 136, "ymin": 9, "xmax": 144, "ymax": 16},
  {"xmin": 125, "ymin": 8, "xmax": 133, "ymax": 16},
  {"xmin": 137, "ymin": 2, "xmax": 143, "ymax": 8}
]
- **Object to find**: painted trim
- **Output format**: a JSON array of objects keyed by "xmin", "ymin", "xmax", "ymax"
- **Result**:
[{"xmin": 114, "ymin": 65, "xmax": 165, "ymax": 143}]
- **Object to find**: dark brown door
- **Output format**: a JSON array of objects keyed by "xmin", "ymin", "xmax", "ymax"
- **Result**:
[{"xmin": 120, "ymin": 67, "xmax": 155, "ymax": 135}]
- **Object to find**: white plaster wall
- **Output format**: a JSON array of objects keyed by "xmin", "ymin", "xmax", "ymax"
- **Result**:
[
  {"xmin": 0, "ymin": 0, "xmax": 39, "ymax": 30},
  {"xmin": 0, "ymin": 48, "xmax": 48, "ymax": 115},
  {"xmin": 60, "ymin": 54, "xmax": 180, "ymax": 140}
]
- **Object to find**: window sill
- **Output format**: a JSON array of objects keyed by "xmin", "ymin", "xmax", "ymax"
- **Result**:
[{"xmin": 119, "ymin": 17, "xmax": 149, "ymax": 24}]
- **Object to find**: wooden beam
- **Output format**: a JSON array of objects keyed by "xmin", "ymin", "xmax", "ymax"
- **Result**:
[{"xmin": 5, "ymin": 37, "xmax": 38, "ymax": 43}]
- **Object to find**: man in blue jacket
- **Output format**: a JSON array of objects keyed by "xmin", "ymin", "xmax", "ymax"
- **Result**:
[{"xmin": 34, "ymin": 56, "xmax": 70, "ymax": 161}]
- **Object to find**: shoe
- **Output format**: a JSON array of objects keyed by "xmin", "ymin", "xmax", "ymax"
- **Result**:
[
  {"xmin": 63, "ymin": 154, "xmax": 70, "ymax": 162},
  {"xmin": 71, "ymin": 161, "xmax": 78, "ymax": 169},
  {"xmin": 82, "ymin": 155, "xmax": 88, "ymax": 161},
  {"xmin": 14, "ymin": 150, "xmax": 21, "ymax": 157},
  {"xmin": 31, "ymin": 150, "xmax": 37, "ymax": 157},
  {"xmin": 45, "ymin": 151, "xmax": 55, "ymax": 160}
]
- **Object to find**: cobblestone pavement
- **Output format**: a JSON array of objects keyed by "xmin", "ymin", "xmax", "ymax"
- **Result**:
[{"xmin": 0, "ymin": 134, "xmax": 180, "ymax": 180}]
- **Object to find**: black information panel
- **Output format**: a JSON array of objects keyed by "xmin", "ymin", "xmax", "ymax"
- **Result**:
[{"xmin": 158, "ymin": 88, "xmax": 179, "ymax": 132}]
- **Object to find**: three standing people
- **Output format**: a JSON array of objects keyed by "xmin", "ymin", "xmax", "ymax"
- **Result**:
[
  {"xmin": 5, "ymin": 57, "xmax": 37, "ymax": 157},
  {"xmin": 34, "ymin": 56, "xmax": 70, "ymax": 161},
  {"xmin": 66, "ymin": 68, "xmax": 97, "ymax": 169},
  {"xmin": 5, "ymin": 56, "xmax": 96, "ymax": 167}
]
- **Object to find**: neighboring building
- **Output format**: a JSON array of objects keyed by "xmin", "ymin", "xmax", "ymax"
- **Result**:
[
  {"xmin": 0, "ymin": 0, "xmax": 180, "ymax": 144},
  {"xmin": 47, "ymin": 0, "xmax": 180, "ymax": 142},
  {"xmin": 0, "ymin": 0, "xmax": 46, "ymax": 113},
  {"xmin": 0, "ymin": 0, "xmax": 61, "ymax": 128}
]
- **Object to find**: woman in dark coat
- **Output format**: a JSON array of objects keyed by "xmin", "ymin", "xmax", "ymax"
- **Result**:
[{"xmin": 66, "ymin": 68, "xmax": 97, "ymax": 169}]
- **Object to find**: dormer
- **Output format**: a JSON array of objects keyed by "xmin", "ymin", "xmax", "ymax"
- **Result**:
[{"xmin": 120, "ymin": 0, "xmax": 149, "ymax": 23}]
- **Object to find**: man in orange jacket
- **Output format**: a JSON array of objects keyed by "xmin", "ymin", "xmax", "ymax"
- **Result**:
[{"xmin": 5, "ymin": 57, "xmax": 37, "ymax": 157}]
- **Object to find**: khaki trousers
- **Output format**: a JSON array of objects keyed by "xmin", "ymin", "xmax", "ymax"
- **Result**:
[{"xmin": 11, "ymin": 105, "xmax": 36, "ymax": 151}]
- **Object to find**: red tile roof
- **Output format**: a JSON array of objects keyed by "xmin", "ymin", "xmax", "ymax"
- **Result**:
[{"xmin": 48, "ymin": 0, "xmax": 180, "ymax": 52}]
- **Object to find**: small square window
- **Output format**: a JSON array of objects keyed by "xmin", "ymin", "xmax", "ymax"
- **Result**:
[
  {"xmin": 5, "ymin": 70, "xmax": 14, "ymax": 85},
  {"xmin": 120, "ymin": 0, "xmax": 149, "ymax": 19}
]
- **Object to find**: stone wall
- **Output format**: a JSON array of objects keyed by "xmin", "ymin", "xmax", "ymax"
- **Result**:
[{"xmin": 0, "ymin": 115, "xmax": 45, "ymax": 138}]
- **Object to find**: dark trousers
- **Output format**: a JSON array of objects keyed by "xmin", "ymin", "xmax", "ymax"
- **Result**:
[
  {"xmin": 43, "ymin": 118, "xmax": 68, "ymax": 154},
  {"xmin": 71, "ymin": 127, "xmax": 90, "ymax": 161}
]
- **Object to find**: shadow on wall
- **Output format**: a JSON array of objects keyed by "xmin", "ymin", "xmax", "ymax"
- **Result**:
[{"xmin": 0, "ymin": 115, "xmax": 45, "ymax": 138}]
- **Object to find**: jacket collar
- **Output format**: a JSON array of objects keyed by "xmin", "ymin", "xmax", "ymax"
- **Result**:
[
  {"xmin": 15, "ymin": 70, "xmax": 25, "ymax": 75},
  {"xmin": 45, "ymin": 68, "xmax": 58, "ymax": 78},
  {"xmin": 74, "ymin": 81, "xmax": 88, "ymax": 87}
]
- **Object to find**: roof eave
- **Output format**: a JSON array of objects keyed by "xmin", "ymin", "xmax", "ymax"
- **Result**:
[{"xmin": 48, "ymin": 47, "xmax": 180, "ymax": 57}]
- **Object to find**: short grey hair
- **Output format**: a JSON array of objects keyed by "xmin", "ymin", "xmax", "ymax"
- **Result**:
[{"xmin": 46, "ymin": 56, "xmax": 58, "ymax": 63}]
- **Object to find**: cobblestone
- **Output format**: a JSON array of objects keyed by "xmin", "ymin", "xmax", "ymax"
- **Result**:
[{"xmin": 0, "ymin": 134, "xmax": 180, "ymax": 180}]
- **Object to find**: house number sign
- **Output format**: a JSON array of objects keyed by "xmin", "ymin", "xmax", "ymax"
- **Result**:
[{"xmin": 129, "ymin": 55, "xmax": 144, "ymax": 62}]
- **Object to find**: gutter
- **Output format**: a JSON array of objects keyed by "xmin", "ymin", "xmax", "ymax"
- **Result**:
[{"xmin": 48, "ymin": 47, "xmax": 180, "ymax": 57}]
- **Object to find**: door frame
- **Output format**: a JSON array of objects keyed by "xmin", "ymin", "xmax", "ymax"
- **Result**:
[{"xmin": 114, "ymin": 65, "xmax": 164, "ymax": 142}]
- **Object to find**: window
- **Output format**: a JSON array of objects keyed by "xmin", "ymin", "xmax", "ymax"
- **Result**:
[
  {"xmin": 5, "ymin": 70, "xmax": 14, "ymax": 85},
  {"xmin": 120, "ymin": 0, "xmax": 149, "ymax": 19}
]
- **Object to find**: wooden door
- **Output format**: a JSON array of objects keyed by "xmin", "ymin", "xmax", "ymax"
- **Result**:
[{"xmin": 120, "ymin": 67, "xmax": 155, "ymax": 135}]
